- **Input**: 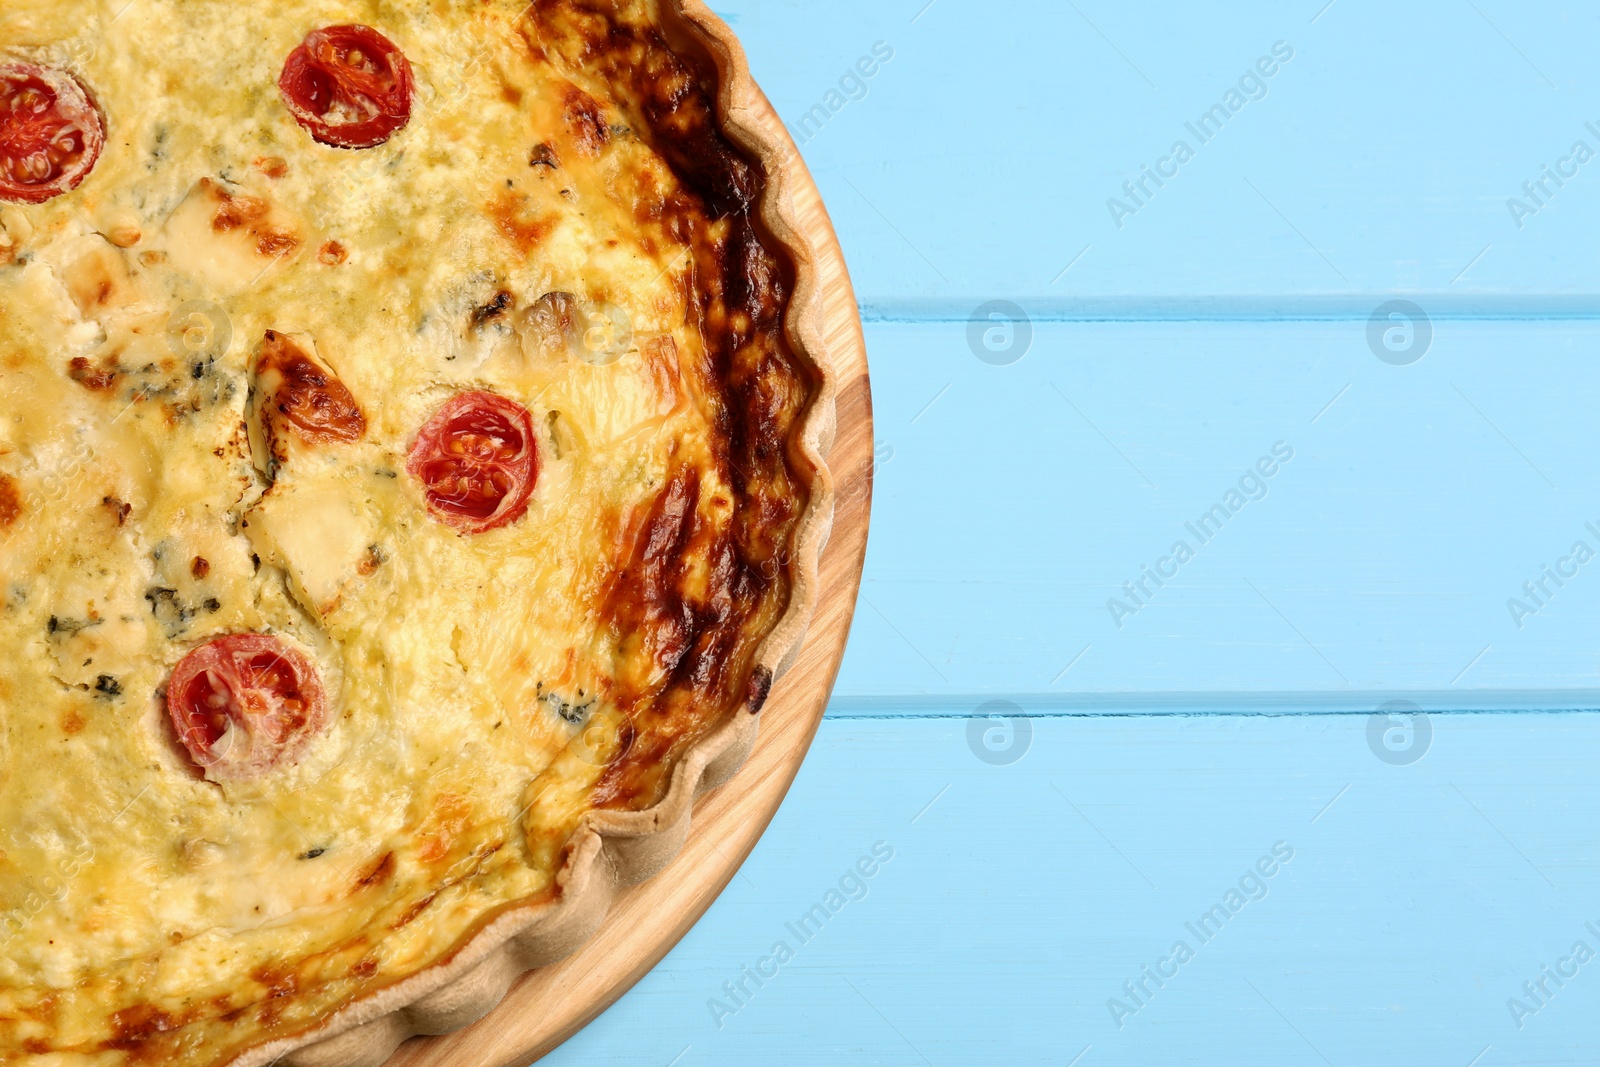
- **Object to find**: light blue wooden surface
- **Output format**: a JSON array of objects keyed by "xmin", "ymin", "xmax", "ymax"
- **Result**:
[
  {"xmin": 547, "ymin": 715, "xmax": 1600, "ymax": 1066},
  {"xmin": 541, "ymin": 1, "xmax": 1600, "ymax": 1063}
]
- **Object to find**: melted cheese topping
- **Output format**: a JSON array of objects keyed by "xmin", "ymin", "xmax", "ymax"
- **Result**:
[{"xmin": 0, "ymin": 2, "xmax": 812, "ymax": 1062}]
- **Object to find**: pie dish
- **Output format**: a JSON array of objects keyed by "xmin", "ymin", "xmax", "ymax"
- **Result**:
[{"xmin": 0, "ymin": 1, "xmax": 835, "ymax": 1064}]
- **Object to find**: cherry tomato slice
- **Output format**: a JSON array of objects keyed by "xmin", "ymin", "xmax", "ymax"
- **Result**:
[
  {"xmin": 407, "ymin": 392, "xmax": 539, "ymax": 534},
  {"xmin": 278, "ymin": 24, "xmax": 415, "ymax": 150},
  {"xmin": 167, "ymin": 634, "xmax": 328, "ymax": 781},
  {"xmin": 0, "ymin": 64, "xmax": 104, "ymax": 205}
]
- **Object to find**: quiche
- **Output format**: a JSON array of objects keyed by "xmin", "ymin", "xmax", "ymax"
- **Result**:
[{"xmin": 0, "ymin": 1, "xmax": 833, "ymax": 1064}]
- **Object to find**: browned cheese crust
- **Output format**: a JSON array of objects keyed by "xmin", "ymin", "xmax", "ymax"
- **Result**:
[{"xmin": 539, "ymin": 0, "xmax": 811, "ymax": 817}]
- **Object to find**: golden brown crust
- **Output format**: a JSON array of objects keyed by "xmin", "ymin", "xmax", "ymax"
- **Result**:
[{"xmin": 529, "ymin": 0, "xmax": 815, "ymax": 814}]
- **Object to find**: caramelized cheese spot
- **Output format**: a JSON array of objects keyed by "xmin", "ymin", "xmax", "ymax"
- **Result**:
[
  {"xmin": 353, "ymin": 851, "xmax": 396, "ymax": 891},
  {"xmin": 529, "ymin": 141, "xmax": 559, "ymax": 168},
  {"xmin": 562, "ymin": 86, "xmax": 610, "ymax": 158},
  {"xmin": 0, "ymin": 473, "xmax": 21, "ymax": 527},
  {"xmin": 254, "ymin": 332, "xmax": 367, "ymax": 446},
  {"xmin": 200, "ymin": 177, "xmax": 302, "ymax": 261},
  {"xmin": 488, "ymin": 190, "xmax": 557, "ymax": 255},
  {"xmin": 68, "ymin": 356, "xmax": 120, "ymax": 392},
  {"xmin": 417, "ymin": 795, "xmax": 472, "ymax": 864},
  {"xmin": 208, "ymin": 184, "xmax": 270, "ymax": 232},
  {"xmin": 106, "ymin": 1005, "xmax": 184, "ymax": 1051}
]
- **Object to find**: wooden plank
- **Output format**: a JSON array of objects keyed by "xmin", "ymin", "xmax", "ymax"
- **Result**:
[
  {"xmin": 714, "ymin": 0, "xmax": 1600, "ymax": 310},
  {"xmin": 832, "ymin": 318, "xmax": 1600, "ymax": 708},
  {"xmin": 541, "ymin": 713, "xmax": 1600, "ymax": 1067},
  {"xmin": 382, "ymin": 49, "xmax": 873, "ymax": 1067}
]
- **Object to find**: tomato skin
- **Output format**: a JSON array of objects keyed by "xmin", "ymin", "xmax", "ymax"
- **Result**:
[
  {"xmin": 278, "ymin": 25, "xmax": 415, "ymax": 150},
  {"xmin": 166, "ymin": 634, "xmax": 328, "ymax": 781},
  {"xmin": 0, "ymin": 64, "xmax": 104, "ymax": 205},
  {"xmin": 407, "ymin": 392, "xmax": 539, "ymax": 534}
]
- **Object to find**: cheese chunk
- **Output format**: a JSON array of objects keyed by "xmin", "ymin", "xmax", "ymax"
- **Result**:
[{"xmin": 246, "ymin": 469, "xmax": 376, "ymax": 618}]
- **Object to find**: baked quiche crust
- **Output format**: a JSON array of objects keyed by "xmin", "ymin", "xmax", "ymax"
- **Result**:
[{"xmin": 0, "ymin": 1, "xmax": 835, "ymax": 1064}]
